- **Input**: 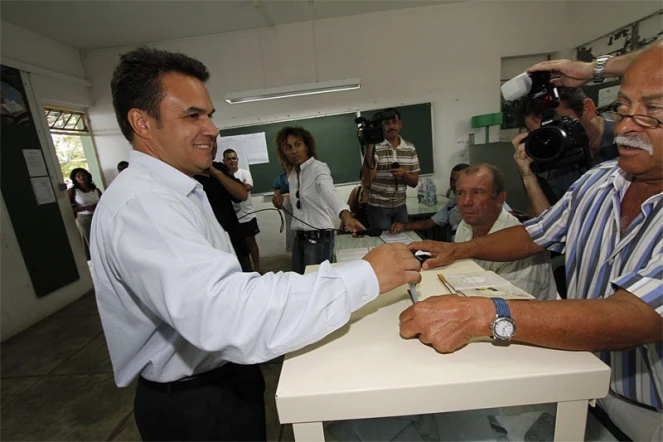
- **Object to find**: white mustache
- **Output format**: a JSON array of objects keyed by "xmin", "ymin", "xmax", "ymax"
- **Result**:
[{"xmin": 615, "ymin": 135, "xmax": 654, "ymax": 156}]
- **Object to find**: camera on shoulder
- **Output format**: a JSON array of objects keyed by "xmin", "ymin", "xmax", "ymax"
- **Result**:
[
  {"xmin": 355, "ymin": 109, "xmax": 397, "ymax": 145},
  {"xmin": 501, "ymin": 71, "xmax": 590, "ymax": 173}
]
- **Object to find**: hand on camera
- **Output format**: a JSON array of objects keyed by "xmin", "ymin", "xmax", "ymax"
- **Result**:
[
  {"xmin": 512, "ymin": 133, "xmax": 535, "ymax": 178},
  {"xmin": 527, "ymin": 59, "xmax": 594, "ymax": 88}
]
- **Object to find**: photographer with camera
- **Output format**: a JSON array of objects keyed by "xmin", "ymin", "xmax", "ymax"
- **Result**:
[
  {"xmin": 505, "ymin": 77, "xmax": 618, "ymax": 216},
  {"xmin": 360, "ymin": 108, "xmax": 420, "ymax": 231}
]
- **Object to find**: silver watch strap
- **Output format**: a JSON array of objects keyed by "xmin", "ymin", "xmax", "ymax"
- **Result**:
[{"xmin": 592, "ymin": 55, "xmax": 613, "ymax": 83}]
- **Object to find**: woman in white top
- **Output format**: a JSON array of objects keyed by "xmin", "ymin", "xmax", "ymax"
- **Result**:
[
  {"xmin": 273, "ymin": 127, "xmax": 365, "ymax": 274},
  {"xmin": 67, "ymin": 168, "xmax": 102, "ymax": 259}
]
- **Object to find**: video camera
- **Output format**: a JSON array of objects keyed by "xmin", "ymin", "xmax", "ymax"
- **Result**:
[
  {"xmin": 355, "ymin": 109, "xmax": 397, "ymax": 145},
  {"xmin": 501, "ymin": 71, "xmax": 590, "ymax": 173}
]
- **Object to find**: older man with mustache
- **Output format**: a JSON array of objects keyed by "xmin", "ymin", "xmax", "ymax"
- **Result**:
[{"xmin": 403, "ymin": 41, "xmax": 663, "ymax": 441}]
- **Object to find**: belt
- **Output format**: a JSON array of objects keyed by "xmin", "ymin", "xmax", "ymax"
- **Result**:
[
  {"xmin": 138, "ymin": 365, "xmax": 227, "ymax": 393},
  {"xmin": 296, "ymin": 229, "xmax": 335, "ymax": 240}
]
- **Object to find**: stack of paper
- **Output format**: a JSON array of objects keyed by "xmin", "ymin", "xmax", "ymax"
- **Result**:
[
  {"xmin": 439, "ymin": 271, "xmax": 534, "ymax": 300},
  {"xmin": 335, "ymin": 247, "xmax": 374, "ymax": 263},
  {"xmin": 379, "ymin": 232, "xmax": 414, "ymax": 244}
]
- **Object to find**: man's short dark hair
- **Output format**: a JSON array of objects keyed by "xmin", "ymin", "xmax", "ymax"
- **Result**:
[
  {"xmin": 460, "ymin": 164, "xmax": 505, "ymax": 197},
  {"xmin": 383, "ymin": 108, "xmax": 401, "ymax": 121},
  {"xmin": 452, "ymin": 163, "xmax": 469, "ymax": 172},
  {"xmin": 515, "ymin": 87, "xmax": 588, "ymax": 125},
  {"xmin": 223, "ymin": 149, "xmax": 236, "ymax": 157},
  {"xmin": 111, "ymin": 47, "xmax": 210, "ymax": 143}
]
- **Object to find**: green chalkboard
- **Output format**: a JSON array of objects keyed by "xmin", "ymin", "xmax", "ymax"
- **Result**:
[
  {"xmin": 220, "ymin": 103, "xmax": 434, "ymax": 194},
  {"xmin": 1, "ymin": 65, "xmax": 79, "ymax": 297},
  {"xmin": 220, "ymin": 112, "xmax": 362, "ymax": 194}
]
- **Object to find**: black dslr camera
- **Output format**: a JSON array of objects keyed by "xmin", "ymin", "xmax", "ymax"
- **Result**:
[
  {"xmin": 502, "ymin": 71, "xmax": 590, "ymax": 173},
  {"xmin": 355, "ymin": 109, "xmax": 397, "ymax": 145}
]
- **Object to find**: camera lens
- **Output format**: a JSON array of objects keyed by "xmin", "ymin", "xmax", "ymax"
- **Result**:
[
  {"xmin": 526, "ymin": 127, "xmax": 566, "ymax": 162},
  {"xmin": 391, "ymin": 162, "xmax": 400, "ymax": 169}
]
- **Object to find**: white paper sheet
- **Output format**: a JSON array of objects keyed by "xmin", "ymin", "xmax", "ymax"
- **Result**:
[
  {"xmin": 379, "ymin": 232, "xmax": 414, "ymax": 245},
  {"xmin": 30, "ymin": 177, "xmax": 56, "ymax": 205},
  {"xmin": 216, "ymin": 136, "xmax": 249, "ymax": 171},
  {"xmin": 23, "ymin": 149, "xmax": 48, "ymax": 177},
  {"xmin": 217, "ymin": 132, "xmax": 269, "ymax": 166}
]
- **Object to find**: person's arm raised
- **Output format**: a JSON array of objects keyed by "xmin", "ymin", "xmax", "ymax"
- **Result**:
[{"xmin": 409, "ymin": 225, "xmax": 544, "ymax": 270}]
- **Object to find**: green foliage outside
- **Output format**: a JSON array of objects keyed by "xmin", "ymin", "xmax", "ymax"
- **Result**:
[{"xmin": 52, "ymin": 134, "xmax": 89, "ymax": 185}]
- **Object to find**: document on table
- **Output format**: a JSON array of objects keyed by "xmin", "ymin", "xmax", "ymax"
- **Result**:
[
  {"xmin": 379, "ymin": 232, "xmax": 414, "ymax": 245},
  {"xmin": 438, "ymin": 271, "xmax": 535, "ymax": 300},
  {"xmin": 335, "ymin": 247, "xmax": 375, "ymax": 263}
]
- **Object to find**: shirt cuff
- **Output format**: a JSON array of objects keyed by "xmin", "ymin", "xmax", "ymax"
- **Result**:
[{"xmin": 333, "ymin": 260, "xmax": 380, "ymax": 311}]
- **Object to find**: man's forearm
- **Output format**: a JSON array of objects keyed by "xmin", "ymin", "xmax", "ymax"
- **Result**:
[
  {"xmin": 470, "ymin": 290, "xmax": 663, "ymax": 352},
  {"xmin": 406, "ymin": 219, "xmax": 435, "ymax": 232},
  {"xmin": 403, "ymin": 172, "xmax": 419, "ymax": 188},
  {"xmin": 522, "ymin": 175, "xmax": 551, "ymax": 217},
  {"xmin": 361, "ymin": 164, "xmax": 376, "ymax": 187},
  {"xmin": 455, "ymin": 225, "xmax": 543, "ymax": 262},
  {"xmin": 210, "ymin": 169, "xmax": 248, "ymax": 201}
]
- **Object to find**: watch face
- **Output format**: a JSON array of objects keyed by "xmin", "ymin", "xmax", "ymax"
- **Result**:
[{"xmin": 493, "ymin": 318, "xmax": 515, "ymax": 340}]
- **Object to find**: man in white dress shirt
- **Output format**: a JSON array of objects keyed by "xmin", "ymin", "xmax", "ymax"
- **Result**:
[
  {"xmin": 453, "ymin": 164, "xmax": 556, "ymax": 300},
  {"xmin": 223, "ymin": 148, "xmax": 261, "ymax": 273},
  {"xmin": 92, "ymin": 47, "xmax": 421, "ymax": 441}
]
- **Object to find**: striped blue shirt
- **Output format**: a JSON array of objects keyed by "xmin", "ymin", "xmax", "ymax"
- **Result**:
[{"xmin": 525, "ymin": 160, "xmax": 662, "ymax": 410}]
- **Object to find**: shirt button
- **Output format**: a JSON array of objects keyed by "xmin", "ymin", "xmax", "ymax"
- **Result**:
[
  {"xmin": 361, "ymin": 295, "xmax": 368, "ymax": 302},
  {"xmin": 608, "ymin": 259, "xmax": 614, "ymax": 265},
  {"xmin": 326, "ymin": 326, "xmax": 332, "ymax": 333}
]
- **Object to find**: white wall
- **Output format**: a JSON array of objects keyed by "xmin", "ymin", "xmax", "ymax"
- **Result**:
[
  {"xmin": 569, "ymin": 1, "xmax": 661, "ymax": 47},
  {"xmin": 1, "ymin": 20, "xmax": 94, "ymax": 340},
  {"xmin": 82, "ymin": 0, "xmax": 659, "ymax": 258}
]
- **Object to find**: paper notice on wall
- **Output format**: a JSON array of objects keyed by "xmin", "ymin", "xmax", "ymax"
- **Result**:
[
  {"xmin": 217, "ymin": 132, "xmax": 269, "ymax": 168},
  {"xmin": 598, "ymin": 85, "xmax": 620, "ymax": 107},
  {"xmin": 455, "ymin": 137, "xmax": 469, "ymax": 162},
  {"xmin": 30, "ymin": 177, "xmax": 56, "ymax": 205},
  {"xmin": 216, "ymin": 136, "xmax": 249, "ymax": 171},
  {"xmin": 22, "ymin": 149, "xmax": 48, "ymax": 177}
]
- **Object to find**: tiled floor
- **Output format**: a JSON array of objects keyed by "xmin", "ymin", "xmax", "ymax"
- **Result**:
[{"xmin": 1, "ymin": 254, "xmax": 295, "ymax": 441}]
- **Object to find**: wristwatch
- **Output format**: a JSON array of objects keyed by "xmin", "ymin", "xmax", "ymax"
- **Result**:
[
  {"xmin": 490, "ymin": 298, "xmax": 515, "ymax": 341},
  {"xmin": 592, "ymin": 55, "xmax": 613, "ymax": 83}
]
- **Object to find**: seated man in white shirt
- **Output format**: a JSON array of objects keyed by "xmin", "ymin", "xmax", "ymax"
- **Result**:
[
  {"xmin": 453, "ymin": 164, "xmax": 556, "ymax": 300},
  {"xmin": 390, "ymin": 163, "xmax": 468, "ymax": 238}
]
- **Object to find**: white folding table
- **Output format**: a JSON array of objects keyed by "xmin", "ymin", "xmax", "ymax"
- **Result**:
[{"xmin": 276, "ymin": 260, "xmax": 611, "ymax": 441}]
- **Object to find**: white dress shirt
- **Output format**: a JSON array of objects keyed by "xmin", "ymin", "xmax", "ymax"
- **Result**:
[
  {"xmin": 90, "ymin": 151, "xmax": 379, "ymax": 387},
  {"xmin": 455, "ymin": 209, "xmax": 557, "ymax": 300},
  {"xmin": 289, "ymin": 157, "xmax": 350, "ymax": 231},
  {"xmin": 231, "ymin": 168, "xmax": 255, "ymax": 222}
]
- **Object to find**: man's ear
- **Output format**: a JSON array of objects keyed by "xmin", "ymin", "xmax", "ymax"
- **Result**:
[
  {"xmin": 127, "ymin": 108, "xmax": 152, "ymax": 140},
  {"xmin": 583, "ymin": 98, "xmax": 597, "ymax": 120},
  {"xmin": 497, "ymin": 191, "xmax": 507, "ymax": 206}
]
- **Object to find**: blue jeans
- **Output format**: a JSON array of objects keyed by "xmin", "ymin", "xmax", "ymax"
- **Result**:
[
  {"xmin": 367, "ymin": 204, "xmax": 408, "ymax": 231},
  {"xmin": 292, "ymin": 235, "xmax": 335, "ymax": 274}
]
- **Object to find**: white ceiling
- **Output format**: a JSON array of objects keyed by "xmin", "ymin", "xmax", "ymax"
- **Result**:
[{"xmin": 1, "ymin": 0, "xmax": 462, "ymax": 51}]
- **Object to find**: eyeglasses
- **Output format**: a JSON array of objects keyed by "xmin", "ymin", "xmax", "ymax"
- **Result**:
[
  {"xmin": 296, "ymin": 190, "xmax": 301, "ymax": 209},
  {"xmin": 605, "ymin": 102, "xmax": 663, "ymax": 128}
]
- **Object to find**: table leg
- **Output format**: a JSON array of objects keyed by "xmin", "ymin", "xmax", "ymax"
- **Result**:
[
  {"xmin": 555, "ymin": 400, "xmax": 588, "ymax": 441},
  {"xmin": 292, "ymin": 422, "xmax": 324, "ymax": 441}
]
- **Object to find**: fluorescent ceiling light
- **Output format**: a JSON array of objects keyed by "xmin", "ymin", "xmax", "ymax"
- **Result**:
[{"xmin": 224, "ymin": 78, "xmax": 361, "ymax": 104}]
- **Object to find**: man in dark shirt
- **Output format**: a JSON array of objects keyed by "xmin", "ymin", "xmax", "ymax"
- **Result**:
[{"xmin": 195, "ymin": 142, "xmax": 253, "ymax": 272}]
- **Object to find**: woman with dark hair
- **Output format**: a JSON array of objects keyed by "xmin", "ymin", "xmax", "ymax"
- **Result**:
[
  {"xmin": 274, "ymin": 126, "xmax": 365, "ymax": 273},
  {"xmin": 67, "ymin": 168, "xmax": 102, "ymax": 259}
]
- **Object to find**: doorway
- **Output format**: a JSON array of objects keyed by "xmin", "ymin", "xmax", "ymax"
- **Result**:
[{"xmin": 44, "ymin": 107, "xmax": 105, "ymax": 191}]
